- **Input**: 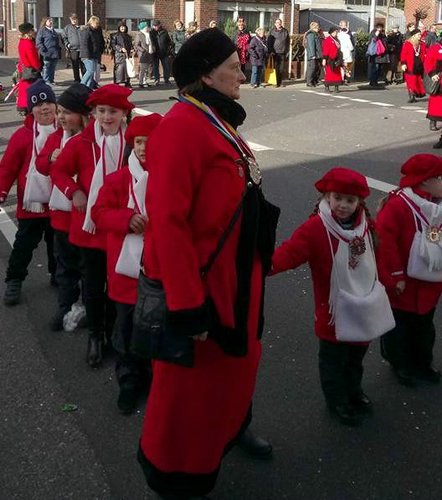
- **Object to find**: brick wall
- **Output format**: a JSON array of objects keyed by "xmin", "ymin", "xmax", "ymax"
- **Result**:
[
  {"xmin": 154, "ymin": 0, "xmax": 181, "ymax": 31},
  {"xmin": 195, "ymin": 0, "xmax": 218, "ymax": 28},
  {"xmin": 404, "ymin": 0, "xmax": 439, "ymax": 26}
]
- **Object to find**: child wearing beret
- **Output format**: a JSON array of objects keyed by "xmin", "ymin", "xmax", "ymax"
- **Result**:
[
  {"xmin": 35, "ymin": 83, "xmax": 92, "ymax": 331},
  {"xmin": 377, "ymin": 154, "xmax": 442, "ymax": 387},
  {"xmin": 92, "ymin": 114, "xmax": 162, "ymax": 414},
  {"xmin": 0, "ymin": 80, "xmax": 57, "ymax": 305},
  {"xmin": 52, "ymin": 84, "xmax": 134, "ymax": 367},
  {"xmin": 271, "ymin": 168, "xmax": 394, "ymax": 426}
]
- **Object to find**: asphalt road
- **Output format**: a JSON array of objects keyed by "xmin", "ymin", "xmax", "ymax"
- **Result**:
[{"xmin": 1, "ymin": 67, "xmax": 442, "ymax": 500}]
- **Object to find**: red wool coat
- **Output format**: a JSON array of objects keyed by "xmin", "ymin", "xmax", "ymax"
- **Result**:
[
  {"xmin": 91, "ymin": 167, "xmax": 138, "ymax": 305},
  {"xmin": 51, "ymin": 120, "xmax": 106, "ymax": 250},
  {"xmin": 0, "ymin": 115, "xmax": 50, "ymax": 219},
  {"xmin": 17, "ymin": 38, "xmax": 41, "ymax": 110},
  {"xmin": 376, "ymin": 189, "xmax": 442, "ymax": 314},
  {"xmin": 322, "ymin": 36, "xmax": 343, "ymax": 85},
  {"xmin": 424, "ymin": 42, "xmax": 442, "ymax": 120},
  {"xmin": 139, "ymin": 101, "xmax": 263, "ymax": 477},
  {"xmin": 400, "ymin": 40, "xmax": 426, "ymax": 96},
  {"xmin": 35, "ymin": 128, "xmax": 71, "ymax": 232}
]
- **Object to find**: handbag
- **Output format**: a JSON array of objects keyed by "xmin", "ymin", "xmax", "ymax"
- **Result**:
[
  {"xmin": 264, "ymin": 56, "xmax": 277, "ymax": 86},
  {"xmin": 376, "ymin": 39, "xmax": 386, "ymax": 56},
  {"xmin": 21, "ymin": 66, "xmax": 41, "ymax": 81},
  {"xmin": 366, "ymin": 39, "xmax": 377, "ymax": 57},
  {"xmin": 26, "ymin": 170, "xmax": 52, "ymax": 203},
  {"xmin": 423, "ymin": 72, "xmax": 441, "ymax": 95},
  {"xmin": 115, "ymin": 233, "xmax": 143, "ymax": 279},
  {"xmin": 407, "ymin": 219, "xmax": 442, "ymax": 282},
  {"xmin": 125, "ymin": 57, "xmax": 136, "ymax": 78}
]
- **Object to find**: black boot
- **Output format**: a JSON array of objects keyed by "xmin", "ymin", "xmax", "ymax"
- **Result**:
[
  {"xmin": 407, "ymin": 92, "xmax": 416, "ymax": 103},
  {"xmin": 117, "ymin": 381, "xmax": 138, "ymax": 415},
  {"xmin": 433, "ymin": 135, "xmax": 442, "ymax": 149},
  {"xmin": 334, "ymin": 85, "xmax": 339, "ymax": 93},
  {"xmin": 430, "ymin": 120, "xmax": 438, "ymax": 131},
  {"xmin": 328, "ymin": 403, "xmax": 361, "ymax": 426},
  {"xmin": 237, "ymin": 428, "xmax": 273, "ymax": 459},
  {"xmin": 3, "ymin": 279, "xmax": 22, "ymax": 306},
  {"xmin": 86, "ymin": 333, "xmax": 104, "ymax": 367},
  {"xmin": 49, "ymin": 307, "xmax": 70, "ymax": 332}
]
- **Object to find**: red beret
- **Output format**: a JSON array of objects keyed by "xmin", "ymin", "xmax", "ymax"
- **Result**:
[
  {"xmin": 315, "ymin": 167, "xmax": 370, "ymax": 198},
  {"xmin": 125, "ymin": 114, "xmax": 162, "ymax": 147},
  {"xmin": 399, "ymin": 154, "xmax": 442, "ymax": 188},
  {"xmin": 86, "ymin": 83, "xmax": 134, "ymax": 111}
]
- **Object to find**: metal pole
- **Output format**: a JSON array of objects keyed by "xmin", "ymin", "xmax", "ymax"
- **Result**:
[
  {"xmin": 369, "ymin": 0, "xmax": 376, "ymax": 32},
  {"xmin": 288, "ymin": 0, "xmax": 295, "ymax": 79},
  {"xmin": 84, "ymin": 0, "xmax": 88, "ymax": 24}
]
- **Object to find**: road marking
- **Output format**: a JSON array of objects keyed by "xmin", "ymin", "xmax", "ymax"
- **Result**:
[
  {"xmin": 133, "ymin": 107, "xmax": 155, "ymax": 116},
  {"xmin": 415, "ymin": 109, "xmax": 427, "ymax": 114},
  {"xmin": 247, "ymin": 141, "xmax": 273, "ymax": 151},
  {"xmin": 0, "ymin": 207, "xmax": 17, "ymax": 246},
  {"xmin": 400, "ymin": 106, "xmax": 425, "ymax": 111},
  {"xmin": 351, "ymin": 98, "xmax": 369, "ymax": 103},
  {"xmin": 370, "ymin": 102, "xmax": 395, "ymax": 107},
  {"xmin": 365, "ymin": 177, "xmax": 397, "ymax": 193}
]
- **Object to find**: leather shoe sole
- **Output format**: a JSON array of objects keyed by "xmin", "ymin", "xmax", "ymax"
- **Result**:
[{"xmin": 237, "ymin": 428, "xmax": 273, "ymax": 459}]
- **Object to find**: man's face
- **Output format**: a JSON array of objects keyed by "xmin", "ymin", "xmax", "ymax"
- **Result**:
[
  {"xmin": 70, "ymin": 17, "xmax": 78, "ymax": 26},
  {"xmin": 339, "ymin": 21, "xmax": 347, "ymax": 30},
  {"xmin": 275, "ymin": 19, "xmax": 282, "ymax": 29}
]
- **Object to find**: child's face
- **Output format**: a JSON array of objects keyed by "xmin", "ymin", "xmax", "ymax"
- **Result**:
[
  {"xmin": 32, "ymin": 102, "xmax": 56, "ymax": 126},
  {"xmin": 420, "ymin": 177, "xmax": 442, "ymax": 198},
  {"xmin": 95, "ymin": 105, "xmax": 126, "ymax": 135},
  {"xmin": 57, "ymin": 105, "xmax": 83, "ymax": 133},
  {"xmin": 326, "ymin": 192, "xmax": 360, "ymax": 220},
  {"xmin": 134, "ymin": 136, "xmax": 147, "ymax": 163}
]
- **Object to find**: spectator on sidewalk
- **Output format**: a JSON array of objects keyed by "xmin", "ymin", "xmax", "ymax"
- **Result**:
[
  {"xmin": 337, "ymin": 20, "xmax": 354, "ymax": 84},
  {"xmin": 62, "ymin": 13, "xmax": 84, "ymax": 82},
  {"xmin": 36, "ymin": 17, "xmax": 61, "ymax": 85},
  {"xmin": 134, "ymin": 20, "xmax": 154, "ymax": 88},
  {"xmin": 171, "ymin": 20, "xmax": 186, "ymax": 55},
  {"xmin": 425, "ymin": 24, "xmax": 438, "ymax": 48},
  {"xmin": 367, "ymin": 23, "xmax": 388, "ymax": 86},
  {"xmin": 79, "ymin": 16, "xmax": 105, "ymax": 89},
  {"xmin": 267, "ymin": 18, "xmax": 290, "ymax": 87},
  {"xmin": 304, "ymin": 21, "xmax": 322, "ymax": 87},
  {"xmin": 150, "ymin": 19, "xmax": 173, "ymax": 85},
  {"xmin": 231, "ymin": 18, "xmax": 251, "ymax": 76},
  {"xmin": 386, "ymin": 24, "xmax": 403, "ymax": 84},
  {"xmin": 248, "ymin": 27, "xmax": 267, "ymax": 88},
  {"xmin": 111, "ymin": 21, "xmax": 134, "ymax": 87}
]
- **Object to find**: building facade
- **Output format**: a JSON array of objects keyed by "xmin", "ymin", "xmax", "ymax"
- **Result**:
[
  {"xmin": 0, "ymin": 0, "xmax": 299, "ymax": 57},
  {"xmin": 404, "ymin": 0, "xmax": 441, "ymax": 26}
]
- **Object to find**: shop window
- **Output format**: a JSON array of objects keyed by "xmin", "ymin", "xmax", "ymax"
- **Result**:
[{"xmin": 10, "ymin": 0, "xmax": 17, "ymax": 30}]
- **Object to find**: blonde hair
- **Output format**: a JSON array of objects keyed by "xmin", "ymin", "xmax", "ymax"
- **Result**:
[
  {"xmin": 310, "ymin": 22, "xmax": 319, "ymax": 29},
  {"xmin": 40, "ymin": 17, "xmax": 52, "ymax": 28},
  {"xmin": 87, "ymin": 16, "xmax": 100, "ymax": 27},
  {"xmin": 255, "ymin": 27, "xmax": 264, "ymax": 35}
]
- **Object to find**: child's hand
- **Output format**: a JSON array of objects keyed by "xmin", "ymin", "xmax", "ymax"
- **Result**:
[
  {"xmin": 0, "ymin": 195, "xmax": 5, "ymax": 204},
  {"xmin": 51, "ymin": 148, "xmax": 61, "ymax": 162},
  {"xmin": 129, "ymin": 213, "xmax": 146, "ymax": 234},
  {"xmin": 395, "ymin": 280, "xmax": 406, "ymax": 295},
  {"xmin": 401, "ymin": 64, "xmax": 407, "ymax": 72},
  {"xmin": 72, "ymin": 190, "xmax": 87, "ymax": 212}
]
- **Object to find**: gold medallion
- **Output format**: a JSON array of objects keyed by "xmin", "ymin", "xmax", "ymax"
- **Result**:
[
  {"xmin": 427, "ymin": 226, "xmax": 441, "ymax": 243},
  {"xmin": 247, "ymin": 158, "xmax": 262, "ymax": 185}
]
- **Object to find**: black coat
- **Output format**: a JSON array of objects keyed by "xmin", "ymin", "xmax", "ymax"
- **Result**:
[
  {"xmin": 79, "ymin": 26, "xmax": 105, "ymax": 60},
  {"xmin": 36, "ymin": 27, "xmax": 61, "ymax": 60},
  {"xmin": 248, "ymin": 36, "xmax": 268, "ymax": 66},
  {"xmin": 171, "ymin": 29, "xmax": 186, "ymax": 55},
  {"xmin": 62, "ymin": 23, "xmax": 81, "ymax": 51},
  {"xmin": 111, "ymin": 32, "xmax": 133, "ymax": 64},
  {"xmin": 151, "ymin": 28, "xmax": 172, "ymax": 58}
]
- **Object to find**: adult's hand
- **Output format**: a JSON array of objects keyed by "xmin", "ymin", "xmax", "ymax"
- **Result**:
[
  {"xmin": 192, "ymin": 332, "xmax": 208, "ymax": 341},
  {"xmin": 72, "ymin": 190, "xmax": 87, "ymax": 212}
]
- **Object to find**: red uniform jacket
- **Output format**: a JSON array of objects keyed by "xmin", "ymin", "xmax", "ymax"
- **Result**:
[
  {"xmin": 322, "ymin": 36, "xmax": 342, "ymax": 84},
  {"xmin": 35, "ymin": 128, "xmax": 71, "ymax": 232},
  {"xmin": 400, "ymin": 40, "xmax": 426, "ymax": 73},
  {"xmin": 52, "ymin": 120, "xmax": 106, "ymax": 250},
  {"xmin": 0, "ymin": 115, "xmax": 50, "ymax": 219},
  {"xmin": 17, "ymin": 38, "xmax": 41, "ymax": 109},
  {"xmin": 376, "ymin": 189, "xmax": 442, "ymax": 314},
  {"xmin": 424, "ymin": 42, "xmax": 442, "ymax": 120},
  {"xmin": 92, "ymin": 167, "xmax": 138, "ymax": 305}
]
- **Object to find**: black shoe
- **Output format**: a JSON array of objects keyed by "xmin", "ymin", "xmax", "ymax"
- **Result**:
[
  {"xmin": 349, "ymin": 393, "xmax": 373, "ymax": 414},
  {"xmin": 50, "ymin": 273, "xmax": 58, "ymax": 287},
  {"xmin": 49, "ymin": 308, "xmax": 70, "ymax": 332},
  {"xmin": 416, "ymin": 367, "xmax": 441, "ymax": 383},
  {"xmin": 328, "ymin": 404, "xmax": 361, "ymax": 426},
  {"xmin": 408, "ymin": 94, "xmax": 417, "ymax": 103},
  {"xmin": 237, "ymin": 428, "xmax": 273, "ymax": 458},
  {"xmin": 334, "ymin": 85, "xmax": 339, "ymax": 93},
  {"xmin": 86, "ymin": 335, "xmax": 103, "ymax": 367},
  {"xmin": 430, "ymin": 121, "xmax": 438, "ymax": 131},
  {"xmin": 117, "ymin": 384, "xmax": 137, "ymax": 414},
  {"xmin": 433, "ymin": 139, "xmax": 442, "ymax": 149},
  {"xmin": 395, "ymin": 368, "xmax": 416, "ymax": 387},
  {"xmin": 4, "ymin": 279, "xmax": 22, "ymax": 306}
]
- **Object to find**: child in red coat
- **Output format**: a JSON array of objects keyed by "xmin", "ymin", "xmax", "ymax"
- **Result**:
[
  {"xmin": 92, "ymin": 114, "xmax": 162, "ymax": 414},
  {"xmin": 377, "ymin": 154, "xmax": 442, "ymax": 387},
  {"xmin": 271, "ymin": 168, "xmax": 394, "ymax": 426},
  {"xmin": 0, "ymin": 80, "xmax": 57, "ymax": 305},
  {"xmin": 36, "ymin": 83, "xmax": 92, "ymax": 331}
]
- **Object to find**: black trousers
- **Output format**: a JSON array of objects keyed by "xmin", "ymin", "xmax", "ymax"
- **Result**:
[
  {"xmin": 318, "ymin": 339, "xmax": 369, "ymax": 407},
  {"xmin": 53, "ymin": 230, "xmax": 83, "ymax": 313},
  {"xmin": 306, "ymin": 58, "xmax": 321, "ymax": 85},
  {"xmin": 81, "ymin": 247, "xmax": 115, "ymax": 338},
  {"xmin": 5, "ymin": 217, "xmax": 55, "ymax": 282},
  {"xmin": 381, "ymin": 308, "xmax": 436, "ymax": 372},
  {"xmin": 273, "ymin": 53, "xmax": 286, "ymax": 86},
  {"xmin": 113, "ymin": 301, "xmax": 152, "ymax": 388},
  {"xmin": 70, "ymin": 49, "xmax": 85, "ymax": 82}
]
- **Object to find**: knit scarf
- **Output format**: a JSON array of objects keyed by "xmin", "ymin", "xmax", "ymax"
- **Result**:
[
  {"xmin": 400, "ymin": 187, "xmax": 442, "ymax": 271},
  {"xmin": 23, "ymin": 121, "xmax": 56, "ymax": 213},
  {"xmin": 83, "ymin": 120, "xmax": 125, "ymax": 233},
  {"xmin": 318, "ymin": 199, "xmax": 376, "ymax": 324},
  {"xmin": 127, "ymin": 150, "xmax": 147, "ymax": 215}
]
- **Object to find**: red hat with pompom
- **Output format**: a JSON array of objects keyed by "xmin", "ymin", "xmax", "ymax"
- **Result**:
[
  {"xmin": 125, "ymin": 113, "xmax": 162, "ymax": 147},
  {"xmin": 399, "ymin": 154, "xmax": 442, "ymax": 188},
  {"xmin": 86, "ymin": 83, "xmax": 134, "ymax": 111},
  {"xmin": 315, "ymin": 167, "xmax": 370, "ymax": 198}
]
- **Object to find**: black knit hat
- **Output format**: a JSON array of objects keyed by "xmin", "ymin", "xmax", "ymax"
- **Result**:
[
  {"xmin": 328, "ymin": 26, "xmax": 339, "ymax": 35},
  {"xmin": 58, "ymin": 83, "xmax": 93, "ymax": 115},
  {"xmin": 27, "ymin": 79, "xmax": 56, "ymax": 112},
  {"xmin": 172, "ymin": 28, "xmax": 238, "ymax": 90},
  {"xmin": 409, "ymin": 28, "xmax": 421, "ymax": 37},
  {"xmin": 19, "ymin": 22, "xmax": 34, "ymax": 34}
]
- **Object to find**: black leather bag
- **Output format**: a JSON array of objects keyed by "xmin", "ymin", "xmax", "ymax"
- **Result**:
[
  {"xmin": 424, "ymin": 72, "xmax": 441, "ymax": 95},
  {"xmin": 21, "ymin": 66, "xmax": 41, "ymax": 81}
]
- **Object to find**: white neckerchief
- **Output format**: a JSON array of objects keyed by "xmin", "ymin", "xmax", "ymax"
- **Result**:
[
  {"xmin": 82, "ymin": 120, "xmax": 125, "ymax": 233},
  {"xmin": 400, "ymin": 187, "xmax": 442, "ymax": 271},
  {"xmin": 318, "ymin": 199, "xmax": 376, "ymax": 324},
  {"xmin": 23, "ymin": 121, "xmax": 56, "ymax": 213},
  {"xmin": 49, "ymin": 130, "xmax": 79, "ymax": 212},
  {"xmin": 127, "ymin": 150, "xmax": 148, "ymax": 215}
]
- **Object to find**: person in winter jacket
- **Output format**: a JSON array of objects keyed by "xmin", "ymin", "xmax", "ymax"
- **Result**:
[
  {"xmin": 271, "ymin": 168, "xmax": 384, "ymax": 426},
  {"xmin": 400, "ymin": 29, "xmax": 426, "ymax": 103},
  {"xmin": 304, "ymin": 22, "xmax": 322, "ymax": 87},
  {"xmin": 367, "ymin": 23, "xmax": 388, "ymax": 86},
  {"xmin": 92, "ymin": 114, "xmax": 162, "ymax": 415},
  {"xmin": 425, "ymin": 37, "xmax": 442, "ymax": 145},
  {"xmin": 150, "ymin": 19, "xmax": 172, "ymax": 85},
  {"xmin": 16, "ymin": 22, "xmax": 41, "ymax": 114},
  {"xmin": 111, "ymin": 21, "xmax": 134, "ymax": 87},
  {"xmin": 377, "ymin": 154, "xmax": 442, "ymax": 387},
  {"xmin": 36, "ymin": 17, "xmax": 61, "ymax": 85},
  {"xmin": 62, "ymin": 13, "xmax": 84, "ymax": 82},
  {"xmin": 322, "ymin": 26, "xmax": 343, "ymax": 92},
  {"xmin": 385, "ymin": 25, "xmax": 403, "ymax": 85},
  {"xmin": 248, "ymin": 27, "xmax": 267, "ymax": 88},
  {"xmin": 231, "ymin": 18, "xmax": 251, "ymax": 76},
  {"xmin": 0, "ymin": 80, "xmax": 57, "ymax": 306},
  {"xmin": 52, "ymin": 84, "xmax": 134, "ymax": 368},
  {"xmin": 267, "ymin": 19, "xmax": 290, "ymax": 87},
  {"xmin": 171, "ymin": 20, "xmax": 186, "ymax": 55},
  {"xmin": 134, "ymin": 20, "xmax": 154, "ymax": 88},
  {"xmin": 79, "ymin": 16, "xmax": 105, "ymax": 89},
  {"xmin": 337, "ymin": 20, "xmax": 354, "ymax": 84},
  {"xmin": 35, "ymin": 83, "xmax": 92, "ymax": 331}
]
